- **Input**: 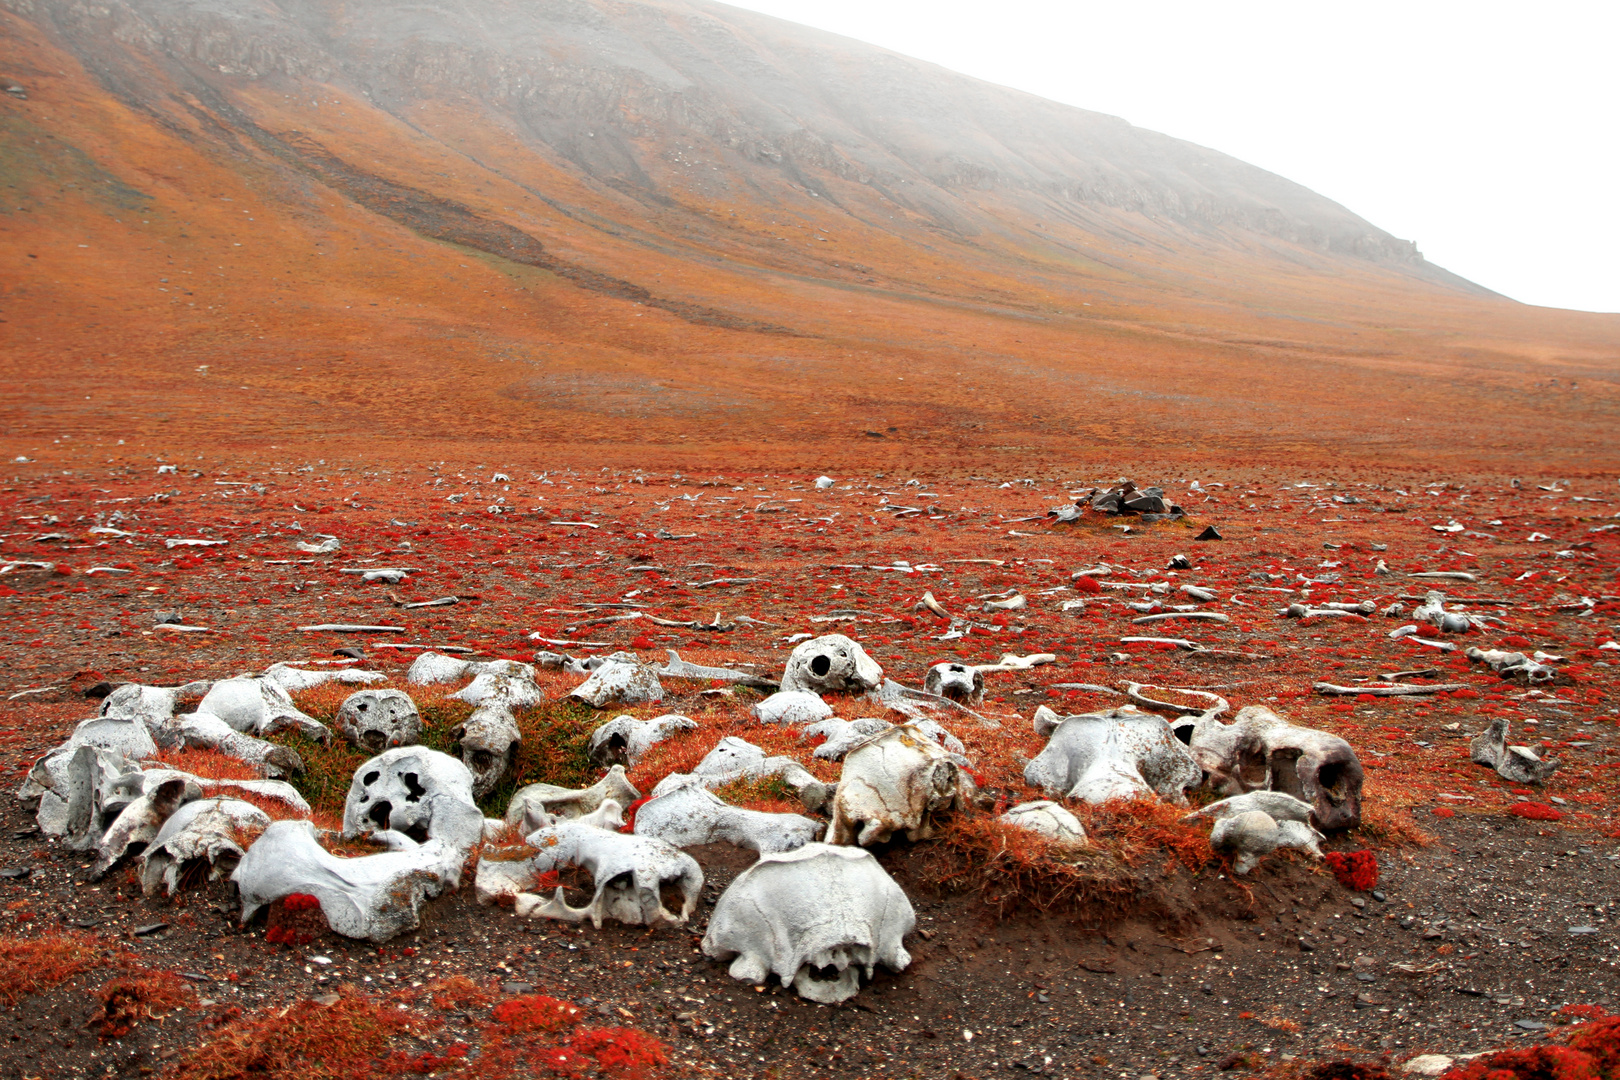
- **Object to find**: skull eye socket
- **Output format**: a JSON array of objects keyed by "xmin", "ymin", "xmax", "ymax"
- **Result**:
[
  {"xmin": 362, "ymin": 770, "xmax": 380, "ymax": 786},
  {"xmin": 810, "ymin": 655, "xmax": 832, "ymax": 678},
  {"xmin": 401, "ymin": 772, "xmax": 427, "ymax": 801}
]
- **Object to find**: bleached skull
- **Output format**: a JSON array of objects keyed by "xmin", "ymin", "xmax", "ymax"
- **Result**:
[
  {"xmin": 1024, "ymin": 706, "xmax": 1200, "ymax": 805},
  {"xmin": 1181, "ymin": 706, "xmax": 1364, "ymax": 830},
  {"xmin": 451, "ymin": 703, "xmax": 522, "ymax": 798},
  {"xmin": 1001, "ymin": 800, "xmax": 1087, "ymax": 845},
  {"xmin": 517, "ymin": 814, "xmax": 702, "ymax": 928},
  {"xmin": 780, "ymin": 634, "xmax": 883, "ymax": 695},
  {"xmin": 923, "ymin": 662, "xmax": 983, "ymax": 705},
  {"xmin": 335, "ymin": 689, "xmax": 423, "ymax": 752},
  {"xmin": 702, "ymin": 843, "xmax": 915, "ymax": 1004},
  {"xmin": 569, "ymin": 660, "xmax": 664, "ymax": 708},
  {"xmin": 826, "ymin": 725, "xmax": 973, "ymax": 846},
  {"xmin": 342, "ymin": 747, "xmax": 484, "ymax": 854},
  {"xmin": 652, "ymin": 736, "xmax": 831, "ymax": 812},
  {"xmin": 505, "ymin": 765, "xmax": 640, "ymax": 826},
  {"xmin": 139, "ymin": 797, "xmax": 270, "ymax": 896},
  {"xmin": 632, "ymin": 781, "xmax": 820, "ymax": 853},
  {"xmin": 197, "ymin": 677, "xmax": 331, "ymax": 742},
  {"xmin": 1185, "ymin": 792, "xmax": 1324, "ymax": 875},
  {"xmin": 587, "ymin": 714, "xmax": 695, "ymax": 769}
]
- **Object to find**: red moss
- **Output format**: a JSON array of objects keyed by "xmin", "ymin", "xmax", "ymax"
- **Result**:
[
  {"xmin": 91, "ymin": 969, "xmax": 194, "ymax": 1037},
  {"xmin": 1323, "ymin": 850, "xmax": 1379, "ymax": 891},
  {"xmin": 1511, "ymin": 802, "xmax": 1564, "ymax": 822},
  {"xmin": 0, "ymin": 931, "xmax": 107, "ymax": 1004}
]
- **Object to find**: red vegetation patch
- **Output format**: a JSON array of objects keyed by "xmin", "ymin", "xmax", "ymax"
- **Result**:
[
  {"xmin": 1511, "ymin": 802, "xmax": 1564, "ymax": 822},
  {"xmin": 91, "ymin": 969, "xmax": 195, "ymax": 1037},
  {"xmin": 0, "ymin": 931, "xmax": 107, "ymax": 1004},
  {"xmin": 1323, "ymin": 850, "xmax": 1379, "ymax": 891},
  {"xmin": 168, "ymin": 993, "xmax": 421, "ymax": 1080},
  {"xmin": 264, "ymin": 893, "xmax": 325, "ymax": 946}
]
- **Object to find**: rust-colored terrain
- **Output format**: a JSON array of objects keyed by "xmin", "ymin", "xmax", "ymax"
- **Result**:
[
  {"xmin": 2, "ymin": 0, "xmax": 1616, "ymax": 473},
  {"xmin": 3, "ymin": 1, "xmax": 1620, "ymax": 1078}
]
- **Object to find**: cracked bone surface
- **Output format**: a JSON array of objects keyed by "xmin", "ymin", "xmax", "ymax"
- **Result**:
[
  {"xmin": 173, "ymin": 712, "xmax": 304, "ymax": 778},
  {"xmin": 827, "ymin": 725, "xmax": 973, "ymax": 845},
  {"xmin": 752, "ymin": 690, "xmax": 834, "ymax": 725},
  {"xmin": 1412, "ymin": 591, "xmax": 1475, "ymax": 634},
  {"xmin": 517, "ymin": 811, "xmax": 703, "ymax": 928},
  {"xmin": 452, "ymin": 703, "xmax": 523, "ymax": 798},
  {"xmin": 1209, "ymin": 809, "xmax": 1324, "ymax": 875},
  {"xmin": 632, "ymin": 781, "xmax": 820, "ymax": 853},
  {"xmin": 263, "ymin": 663, "xmax": 386, "ymax": 693},
  {"xmin": 780, "ymin": 634, "xmax": 884, "ymax": 695},
  {"xmin": 139, "ymin": 797, "xmax": 269, "ymax": 896},
  {"xmin": 804, "ymin": 718, "xmax": 891, "ymax": 760},
  {"xmin": 406, "ymin": 652, "xmax": 534, "ymax": 685},
  {"xmin": 97, "ymin": 681, "xmax": 212, "ymax": 743},
  {"xmin": 651, "ymin": 736, "xmax": 831, "ymax": 812},
  {"xmin": 924, "ymin": 662, "xmax": 984, "ymax": 705},
  {"xmin": 1470, "ymin": 717, "xmax": 1559, "ymax": 783},
  {"xmin": 1001, "ymin": 800, "xmax": 1087, "ymax": 845},
  {"xmin": 335, "ymin": 689, "xmax": 423, "ymax": 752},
  {"xmin": 505, "ymin": 765, "xmax": 641, "ymax": 826},
  {"xmin": 1181, "ymin": 706, "xmax": 1365, "ymax": 830},
  {"xmin": 569, "ymin": 659, "xmax": 664, "ymax": 708},
  {"xmin": 658, "ymin": 650, "xmax": 777, "ymax": 690},
  {"xmin": 587, "ymin": 714, "xmax": 695, "ymax": 769},
  {"xmin": 702, "ymin": 842, "xmax": 914, "ymax": 1004},
  {"xmin": 342, "ymin": 747, "xmax": 484, "ymax": 861},
  {"xmin": 1024, "ymin": 706, "xmax": 1200, "ymax": 805},
  {"xmin": 197, "ymin": 677, "xmax": 332, "ymax": 742},
  {"xmin": 234, "ymin": 819, "xmax": 466, "ymax": 942}
]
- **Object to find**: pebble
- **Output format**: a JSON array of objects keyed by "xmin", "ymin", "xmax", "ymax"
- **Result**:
[
  {"xmin": 1569, "ymin": 926, "xmax": 1599, "ymax": 935},
  {"xmin": 313, "ymin": 993, "xmax": 342, "ymax": 1006},
  {"xmin": 0, "ymin": 867, "xmax": 30, "ymax": 879},
  {"xmin": 502, "ymin": 981, "xmax": 534, "ymax": 994},
  {"xmin": 1371, "ymin": 890, "xmax": 1387, "ymax": 902},
  {"xmin": 1402, "ymin": 1055, "xmax": 1455, "ymax": 1076},
  {"xmin": 1515, "ymin": 1020, "xmax": 1550, "ymax": 1031},
  {"xmin": 132, "ymin": 922, "xmax": 170, "ymax": 937}
]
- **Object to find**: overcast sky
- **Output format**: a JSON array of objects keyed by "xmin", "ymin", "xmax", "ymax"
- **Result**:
[{"xmin": 725, "ymin": 0, "xmax": 1619, "ymax": 314}]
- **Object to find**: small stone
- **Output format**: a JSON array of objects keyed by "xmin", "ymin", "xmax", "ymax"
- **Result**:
[
  {"xmin": 502, "ymin": 981, "xmax": 534, "ymax": 994},
  {"xmin": 1356, "ymin": 973, "xmax": 1377, "ymax": 983},
  {"xmin": 0, "ymin": 867, "xmax": 30, "ymax": 880},
  {"xmin": 1402, "ymin": 1055, "xmax": 1455, "ymax": 1076},
  {"xmin": 1515, "ymin": 1020, "xmax": 1550, "ymax": 1031},
  {"xmin": 132, "ymin": 922, "xmax": 170, "ymax": 937},
  {"xmin": 309, "ymin": 955, "xmax": 332, "ymax": 965},
  {"xmin": 1371, "ymin": 890, "xmax": 1387, "ymax": 902},
  {"xmin": 1569, "ymin": 927, "xmax": 1599, "ymax": 935},
  {"xmin": 1297, "ymin": 937, "xmax": 1315, "ymax": 952},
  {"xmin": 1349, "ymin": 896, "xmax": 1368, "ymax": 909},
  {"xmin": 1195, "ymin": 525, "xmax": 1223, "ymax": 541},
  {"xmin": 313, "ymin": 993, "xmax": 342, "ymax": 1006}
]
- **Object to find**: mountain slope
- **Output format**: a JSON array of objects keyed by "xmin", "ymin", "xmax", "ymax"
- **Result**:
[{"xmin": 1, "ymin": 0, "xmax": 1616, "ymax": 470}]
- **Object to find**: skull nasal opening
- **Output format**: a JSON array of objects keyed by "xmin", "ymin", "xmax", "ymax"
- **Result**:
[
  {"xmin": 367, "ymin": 800, "xmax": 393, "ymax": 829},
  {"xmin": 810, "ymin": 654, "xmax": 832, "ymax": 678}
]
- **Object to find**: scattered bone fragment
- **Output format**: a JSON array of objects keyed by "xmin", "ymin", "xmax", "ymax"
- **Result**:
[
  {"xmin": 92, "ymin": 777, "xmax": 189, "ymax": 878},
  {"xmin": 234, "ymin": 819, "xmax": 464, "ymax": 942},
  {"xmin": 451, "ymin": 670, "xmax": 545, "ymax": 709},
  {"xmin": 569, "ymin": 659, "xmax": 664, "ymax": 708},
  {"xmin": 139, "ymin": 797, "xmax": 269, "ymax": 896},
  {"xmin": 1179, "ymin": 584, "xmax": 1217, "ymax": 602},
  {"xmin": 1412, "ymin": 591, "xmax": 1473, "ymax": 633},
  {"xmin": 982, "ymin": 593, "xmax": 1027, "ymax": 612},
  {"xmin": 1209, "ymin": 809, "xmax": 1324, "ymax": 875},
  {"xmin": 517, "ymin": 811, "xmax": 702, "ymax": 928},
  {"xmin": 918, "ymin": 592, "xmax": 953, "ymax": 620},
  {"xmin": 1320, "ymin": 600, "xmax": 1377, "ymax": 615},
  {"xmin": 1182, "ymin": 790, "xmax": 1317, "ymax": 826},
  {"xmin": 1469, "ymin": 718, "xmax": 1558, "ymax": 784},
  {"xmin": 1024, "ymin": 706, "xmax": 1200, "ymax": 805},
  {"xmin": 781, "ymin": 634, "xmax": 883, "ymax": 695},
  {"xmin": 505, "ymin": 765, "xmax": 641, "ymax": 826},
  {"xmin": 451, "ymin": 703, "xmax": 523, "ymax": 797},
  {"xmin": 804, "ymin": 717, "xmax": 892, "ymax": 760},
  {"xmin": 197, "ymin": 677, "xmax": 331, "ymax": 742},
  {"xmin": 657, "ymin": 651, "xmax": 777, "ymax": 689},
  {"xmin": 588, "ymin": 714, "xmax": 696, "ymax": 769},
  {"xmin": 752, "ymin": 690, "xmax": 834, "ymax": 725},
  {"xmin": 702, "ymin": 842, "xmax": 914, "ymax": 1004},
  {"xmin": 335, "ymin": 689, "xmax": 422, "ymax": 752},
  {"xmin": 1410, "ymin": 571, "xmax": 1477, "ymax": 583},
  {"xmin": 827, "ymin": 725, "xmax": 974, "ymax": 845},
  {"xmin": 1133, "ymin": 611, "xmax": 1229, "ymax": 624},
  {"xmin": 1281, "ymin": 604, "xmax": 1367, "ymax": 621},
  {"xmin": 296, "ymin": 536, "xmax": 340, "ymax": 554},
  {"xmin": 632, "ymin": 781, "xmax": 820, "ymax": 853},
  {"xmin": 174, "ymin": 712, "xmax": 305, "ymax": 778},
  {"xmin": 1311, "ymin": 682, "xmax": 1466, "ymax": 697},
  {"xmin": 1120, "ymin": 682, "xmax": 1229, "ymax": 720},
  {"xmin": 342, "ymin": 747, "xmax": 485, "ymax": 855},
  {"xmin": 1464, "ymin": 646, "xmax": 1564, "ymax": 685},
  {"xmin": 1001, "ymin": 800, "xmax": 1087, "ymax": 845},
  {"xmin": 1182, "ymin": 706, "xmax": 1364, "ymax": 830}
]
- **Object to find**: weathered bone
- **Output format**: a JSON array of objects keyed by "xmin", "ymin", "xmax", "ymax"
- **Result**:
[
  {"xmin": 983, "ymin": 593, "xmax": 1027, "ymax": 612},
  {"xmin": 569, "ymin": 660, "xmax": 664, "ymax": 708},
  {"xmin": 234, "ymin": 819, "xmax": 465, "ymax": 941},
  {"xmin": 408, "ymin": 653, "xmax": 536, "ymax": 685},
  {"xmin": 263, "ymin": 663, "xmax": 386, "ymax": 693},
  {"xmin": 451, "ymin": 703, "xmax": 523, "ymax": 798},
  {"xmin": 342, "ymin": 747, "xmax": 484, "ymax": 857},
  {"xmin": 657, "ymin": 651, "xmax": 776, "ymax": 690},
  {"xmin": 1183, "ymin": 706, "xmax": 1364, "ymax": 830},
  {"xmin": 97, "ymin": 681, "xmax": 212, "ymax": 744},
  {"xmin": 1121, "ymin": 682, "xmax": 1229, "ymax": 720},
  {"xmin": 587, "ymin": 714, "xmax": 695, "ymax": 769},
  {"xmin": 1464, "ymin": 647, "xmax": 1562, "ymax": 685},
  {"xmin": 864, "ymin": 678, "xmax": 998, "ymax": 728},
  {"xmin": 451, "ymin": 671, "xmax": 544, "ymax": 709},
  {"xmin": 804, "ymin": 718, "xmax": 892, "ymax": 760},
  {"xmin": 702, "ymin": 843, "xmax": 914, "ymax": 1004},
  {"xmin": 632, "ymin": 781, "xmax": 820, "ymax": 853},
  {"xmin": 139, "ymin": 797, "xmax": 270, "ymax": 896},
  {"xmin": 652, "ymin": 737, "xmax": 831, "ymax": 812},
  {"xmin": 505, "ymin": 765, "xmax": 641, "ymax": 826},
  {"xmin": 924, "ymin": 662, "xmax": 984, "ymax": 705},
  {"xmin": 918, "ymin": 591, "xmax": 953, "ymax": 620},
  {"xmin": 1469, "ymin": 718, "xmax": 1558, "ymax": 783},
  {"xmin": 197, "ymin": 677, "xmax": 331, "ymax": 742},
  {"xmin": 1312, "ymin": 682, "xmax": 1466, "ymax": 697},
  {"xmin": 752, "ymin": 690, "xmax": 835, "ymax": 725},
  {"xmin": 517, "ymin": 811, "xmax": 702, "ymax": 928},
  {"xmin": 1281, "ymin": 604, "xmax": 1368, "ymax": 621},
  {"xmin": 972, "ymin": 652, "xmax": 1057, "ymax": 674},
  {"xmin": 1209, "ymin": 810, "xmax": 1324, "ymax": 875},
  {"xmin": 1412, "ymin": 591, "xmax": 1475, "ymax": 634},
  {"xmin": 1024, "ymin": 707, "xmax": 1200, "ymax": 805},
  {"xmin": 1181, "ymin": 790, "xmax": 1316, "ymax": 825},
  {"xmin": 92, "ymin": 777, "xmax": 190, "ymax": 878},
  {"xmin": 1001, "ymin": 800, "xmax": 1087, "ymax": 845},
  {"xmin": 174, "ymin": 711, "xmax": 305, "ymax": 777},
  {"xmin": 781, "ymin": 634, "xmax": 883, "ymax": 695},
  {"xmin": 335, "ymin": 689, "xmax": 423, "ymax": 752},
  {"xmin": 827, "ymin": 726, "xmax": 973, "ymax": 845}
]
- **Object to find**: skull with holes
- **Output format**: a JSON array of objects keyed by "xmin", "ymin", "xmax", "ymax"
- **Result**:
[
  {"xmin": 780, "ymin": 634, "xmax": 883, "ymax": 695},
  {"xmin": 335, "ymin": 689, "xmax": 422, "ymax": 752},
  {"xmin": 923, "ymin": 662, "xmax": 983, "ymax": 704},
  {"xmin": 342, "ymin": 747, "xmax": 483, "ymax": 851},
  {"xmin": 450, "ymin": 702, "xmax": 522, "ymax": 798}
]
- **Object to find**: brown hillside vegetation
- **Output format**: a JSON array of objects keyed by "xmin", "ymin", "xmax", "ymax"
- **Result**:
[{"xmin": 1, "ymin": 0, "xmax": 1616, "ymax": 473}]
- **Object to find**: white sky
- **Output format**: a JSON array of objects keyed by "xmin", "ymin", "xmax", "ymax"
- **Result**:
[{"xmin": 723, "ymin": 0, "xmax": 1620, "ymax": 313}]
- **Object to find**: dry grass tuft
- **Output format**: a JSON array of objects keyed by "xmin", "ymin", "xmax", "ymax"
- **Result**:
[{"xmin": 0, "ymin": 931, "xmax": 109, "ymax": 1004}]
